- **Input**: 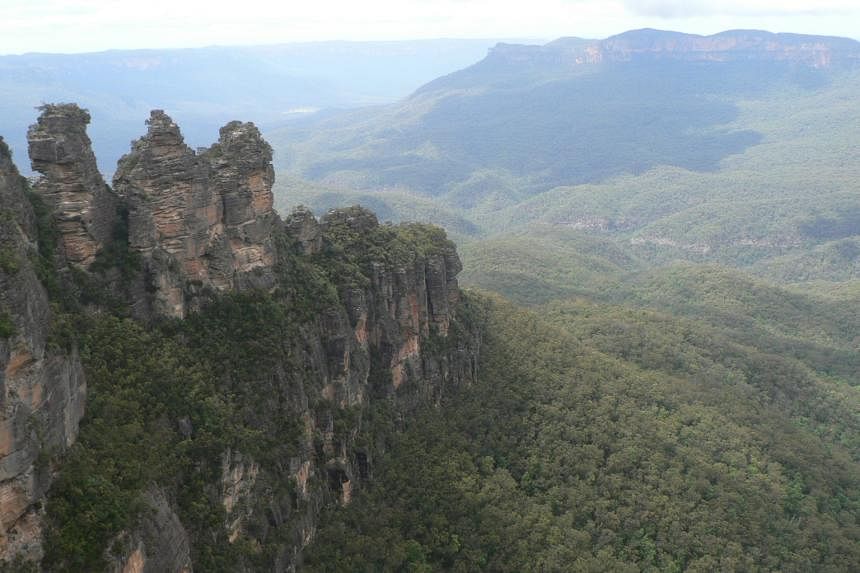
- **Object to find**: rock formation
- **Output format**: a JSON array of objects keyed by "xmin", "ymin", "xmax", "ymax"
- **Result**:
[
  {"xmin": 28, "ymin": 104, "xmax": 117, "ymax": 268},
  {"xmin": 206, "ymin": 206, "xmax": 477, "ymax": 570},
  {"xmin": 284, "ymin": 206, "xmax": 322, "ymax": 255},
  {"xmin": 598, "ymin": 29, "xmax": 860, "ymax": 67},
  {"xmin": 113, "ymin": 110, "xmax": 277, "ymax": 319},
  {"xmin": 0, "ymin": 137, "xmax": 86, "ymax": 561},
  {"xmin": 107, "ymin": 489, "xmax": 192, "ymax": 573},
  {"xmin": 1, "ymin": 106, "xmax": 478, "ymax": 570}
]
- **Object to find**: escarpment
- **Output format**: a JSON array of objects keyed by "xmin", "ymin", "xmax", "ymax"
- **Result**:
[
  {"xmin": 0, "ymin": 106, "xmax": 479, "ymax": 571},
  {"xmin": 485, "ymin": 29, "xmax": 860, "ymax": 69},
  {"xmin": 0, "ymin": 137, "xmax": 86, "ymax": 562},
  {"xmin": 184, "ymin": 206, "xmax": 478, "ymax": 571}
]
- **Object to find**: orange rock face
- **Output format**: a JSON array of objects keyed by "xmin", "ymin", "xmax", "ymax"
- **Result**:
[
  {"xmin": 113, "ymin": 111, "xmax": 278, "ymax": 319},
  {"xmin": 28, "ymin": 104, "xmax": 117, "ymax": 268},
  {"xmin": 1, "ymin": 134, "xmax": 87, "ymax": 563}
]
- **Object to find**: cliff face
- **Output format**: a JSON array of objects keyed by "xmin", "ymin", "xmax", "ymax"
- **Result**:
[
  {"xmin": 27, "ymin": 104, "xmax": 117, "ymax": 268},
  {"xmin": 200, "ymin": 206, "xmax": 477, "ymax": 572},
  {"xmin": 0, "ymin": 137, "xmax": 86, "ymax": 562},
  {"xmin": 96, "ymin": 208, "xmax": 476, "ymax": 573},
  {"xmin": 599, "ymin": 29, "xmax": 860, "ymax": 67},
  {"xmin": 107, "ymin": 488, "xmax": 193, "ymax": 573},
  {"xmin": 0, "ymin": 106, "xmax": 478, "ymax": 570},
  {"xmin": 113, "ymin": 110, "xmax": 277, "ymax": 319},
  {"xmin": 488, "ymin": 29, "xmax": 860, "ymax": 69}
]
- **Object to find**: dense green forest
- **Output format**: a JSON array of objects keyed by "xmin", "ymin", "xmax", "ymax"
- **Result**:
[
  {"xmin": 263, "ymin": 34, "xmax": 860, "ymax": 571},
  {"xmin": 304, "ymin": 294, "xmax": 860, "ymax": 572},
  {"xmin": 269, "ymin": 35, "xmax": 860, "ymax": 567}
]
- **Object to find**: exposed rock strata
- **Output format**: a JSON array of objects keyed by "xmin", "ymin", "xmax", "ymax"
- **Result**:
[
  {"xmin": 284, "ymin": 206, "xmax": 322, "ymax": 255},
  {"xmin": 488, "ymin": 29, "xmax": 860, "ymax": 69},
  {"xmin": 27, "ymin": 104, "xmax": 117, "ymax": 268},
  {"xmin": 1, "ymin": 107, "xmax": 478, "ymax": 571},
  {"xmin": 0, "ymin": 137, "xmax": 86, "ymax": 563},
  {"xmin": 210, "ymin": 206, "xmax": 477, "ymax": 571},
  {"xmin": 599, "ymin": 29, "xmax": 860, "ymax": 67},
  {"xmin": 113, "ymin": 110, "xmax": 277, "ymax": 319}
]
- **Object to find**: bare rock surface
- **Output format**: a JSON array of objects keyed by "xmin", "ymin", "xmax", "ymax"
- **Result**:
[
  {"xmin": 28, "ymin": 104, "xmax": 116, "ymax": 268},
  {"xmin": 0, "ymin": 137, "xmax": 86, "ymax": 563},
  {"xmin": 114, "ymin": 111, "xmax": 277, "ymax": 318}
]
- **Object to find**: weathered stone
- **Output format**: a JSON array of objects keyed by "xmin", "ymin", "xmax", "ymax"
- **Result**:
[
  {"xmin": 2, "ymin": 109, "xmax": 479, "ymax": 571},
  {"xmin": 28, "ymin": 104, "xmax": 117, "ymax": 268},
  {"xmin": 107, "ymin": 488, "xmax": 192, "ymax": 573},
  {"xmin": 284, "ymin": 206, "xmax": 322, "ymax": 255},
  {"xmin": 114, "ymin": 111, "xmax": 277, "ymax": 319},
  {"xmin": 0, "ymin": 137, "xmax": 86, "ymax": 564},
  {"xmin": 220, "ymin": 449, "xmax": 260, "ymax": 544}
]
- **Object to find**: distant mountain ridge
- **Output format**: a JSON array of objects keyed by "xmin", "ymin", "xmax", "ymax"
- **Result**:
[
  {"xmin": 497, "ymin": 28, "xmax": 860, "ymax": 67},
  {"xmin": 270, "ymin": 28, "xmax": 860, "ymax": 286},
  {"xmin": 279, "ymin": 28, "xmax": 860, "ymax": 199},
  {"xmin": 416, "ymin": 29, "xmax": 860, "ymax": 95},
  {"xmin": 0, "ymin": 39, "xmax": 513, "ymax": 173}
]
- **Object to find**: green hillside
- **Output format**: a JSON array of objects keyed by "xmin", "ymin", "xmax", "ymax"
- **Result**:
[
  {"xmin": 303, "ymin": 294, "xmax": 860, "ymax": 572},
  {"xmin": 5, "ymin": 24, "xmax": 860, "ymax": 573}
]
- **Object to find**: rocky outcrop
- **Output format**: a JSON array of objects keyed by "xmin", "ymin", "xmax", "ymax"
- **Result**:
[
  {"xmin": 221, "ymin": 449, "xmax": 260, "ymax": 544},
  {"xmin": 196, "ymin": 206, "xmax": 478, "ymax": 571},
  {"xmin": 319, "ymin": 207, "xmax": 464, "ymax": 394},
  {"xmin": 28, "ymin": 104, "xmax": 117, "ymax": 268},
  {"xmin": 113, "ymin": 111, "xmax": 277, "ymax": 319},
  {"xmin": 0, "ymin": 137, "xmax": 86, "ymax": 563},
  {"xmin": 107, "ymin": 488, "xmax": 192, "ymax": 573},
  {"xmin": 2, "ymin": 107, "xmax": 479, "ymax": 571},
  {"xmin": 284, "ymin": 206, "xmax": 322, "ymax": 255}
]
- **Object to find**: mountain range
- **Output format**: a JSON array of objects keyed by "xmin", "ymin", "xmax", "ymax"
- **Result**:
[
  {"xmin": 0, "ymin": 28, "xmax": 857, "ymax": 572},
  {"xmin": 271, "ymin": 29, "xmax": 860, "ymax": 292}
]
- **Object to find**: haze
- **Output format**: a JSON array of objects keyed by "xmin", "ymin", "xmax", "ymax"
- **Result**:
[{"xmin": 3, "ymin": 0, "xmax": 860, "ymax": 54}]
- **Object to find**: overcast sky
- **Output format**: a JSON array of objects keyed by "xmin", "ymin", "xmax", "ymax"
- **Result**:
[{"xmin": 2, "ymin": 0, "xmax": 859, "ymax": 55}]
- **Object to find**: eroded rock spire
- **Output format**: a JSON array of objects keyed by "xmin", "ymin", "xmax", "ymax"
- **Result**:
[
  {"xmin": 113, "ymin": 110, "xmax": 277, "ymax": 318},
  {"xmin": 27, "ymin": 103, "xmax": 116, "ymax": 267}
]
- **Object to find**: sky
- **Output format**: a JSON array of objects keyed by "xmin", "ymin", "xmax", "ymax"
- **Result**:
[{"xmin": 2, "ymin": 0, "xmax": 859, "ymax": 55}]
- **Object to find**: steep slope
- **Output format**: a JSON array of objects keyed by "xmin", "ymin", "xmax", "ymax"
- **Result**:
[
  {"xmin": 0, "ymin": 106, "xmax": 480, "ymax": 571},
  {"xmin": 112, "ymin": 110, "xmax": 279, "ymax": 319},
  {"xmin": 1, "ymin": 91, "xmax": 858, "ymax": 573}
]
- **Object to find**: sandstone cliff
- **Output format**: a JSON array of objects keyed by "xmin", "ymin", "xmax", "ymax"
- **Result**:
[
  {"xmin": 27, "ymin": 104, "xmax": 117, "ymax": 269},
  {"xmin": 0, "ymin": 137, "xmax": 86, "ymax": 562},
  {"xmin": 113, "ymin": 110, "xmax": 277, "ymax": 319},
  {"xmin": 195, "ymin": 205, "xmax": 478, "ymax": 571},
  {"xmin": 0, "ymin": 107, "xmax": 478, "ymax": 571}
]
